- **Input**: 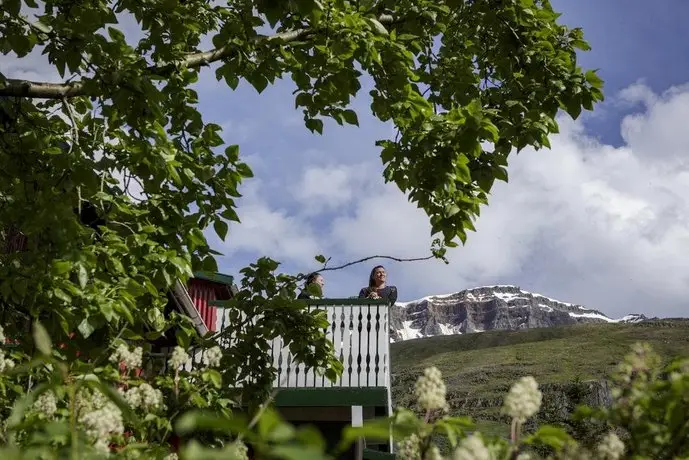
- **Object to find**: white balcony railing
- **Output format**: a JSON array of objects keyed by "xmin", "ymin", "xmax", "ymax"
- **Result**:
[
  {"xmin": 211, "ymin": 298, "xmax": 391, "ymax": 390},
  {"xmin": 154, "ymin": 298, "xmax": 391, "ymax": 392},
  {"xmin": 268, "ymin": 299, "xmax": 391, "ymax": 389}
]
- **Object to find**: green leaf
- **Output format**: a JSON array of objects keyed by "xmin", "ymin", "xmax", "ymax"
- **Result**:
[
  {"xmin": 248, "ymin": 72, "xmax": 269, "ymax": 94},
  {"xmin": 494, "ymin": 166, "xmax": 508, "ymax": 183},
  {"xmin": 107, "ymin": 27, "xmax": 126, "ymax": 42},
  {"xmin": 51, "ymin": 260, "xmax": 72, "ymax": 276},
  {"xmin": 175, "ymin": 410, "xmax": 249, "ymax": 436},
  {"xmin": 314, "ymin": 255, "xmax": 326, "ymax": 264},
  {"xmin": 32, "ymin": 20, "xmax": 52, "ymax": 34},
  {"xmin": 342, "ymin": 109, "xmax": 359, "ymax": 126},
  {"xmin": 564, "ymin": 94, "xmax": 583, "ymax": 120},
  {"xmin": 305, "ymin": 118, "xmax": 324, "ymax": 134},
  {"xmin": 367, "ymin": 18, "xmax": 389, "ymax": 35},
  {"xmin": 214, "ymin": 219, "xmax": 229, "ymax": 240},
  {"xmin": 455, "ymin": 156, "xmax": 471, "ymax": 183},
  {"xmin": 225, "ymin": 144, "xmax": 240, "ymax": 161},
  {"xmin": 306, "ymin": 283, "xmax": 322, "ymax": 298},
  {"xmin": 257, "ymin": 408, "xmax": 287, "ymax": 439},
  {"xmin": 269, "ymin": 445, "xmax": 329, "ymax": 460},
  {"xmin": 32, "ymin": 321, "xmax": 52, "ymax": 356},
  {"xmin": 77, "ymin": 264, "xmax": 88, "ymax": 289},
  {"xmin": 523, "ymin": 425, "xmax": 574, "ymax": 451},
  {"xmin": 337, "ymin": 418, "xmax": 394, "ymax": 453},
  {"xmin": 202, "ymin": 369, "xmax": 223, "ymax": 388},
  {"xmin": 236, "ymin": 162, "xmax": 254, "ymax": 178},
  {"xmin": 77, "ymin": 317, "xmax": 96, "ymax": 338}
]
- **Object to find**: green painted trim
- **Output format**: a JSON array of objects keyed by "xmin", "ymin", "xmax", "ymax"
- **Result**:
[
  {"xmin": 363, "ymin": 449, "xmax": 395, "ymax": 460},
  {"xmin": 192, "ymin": 272, "xmax": 235, "ymax": 286},
  {"xmin": 273, "ymin": 387, "xmax": 388, "ymax": 407}
]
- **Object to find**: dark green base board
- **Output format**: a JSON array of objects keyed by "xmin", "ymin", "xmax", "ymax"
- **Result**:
[
  {"xmin": 362, "ymin": 449, "xmax": 395, "ymax": 460},
  {"xmin": 273, "ymin": 387, "xmax": 388, "ymax": 407}
]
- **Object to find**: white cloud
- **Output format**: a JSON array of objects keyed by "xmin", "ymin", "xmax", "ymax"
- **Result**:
[
  {"xmin": 218, "ymin": 180, "xmax": 325, "ymax": 265},
  {"xmin": 224, "ymin": 82, "xmax": 689, "ymax": 319},
  {"xmin": 293, "ymin": 163, "xmax": 372, "ymax": 214}
]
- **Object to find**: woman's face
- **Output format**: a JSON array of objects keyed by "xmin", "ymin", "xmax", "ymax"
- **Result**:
[{"xmin": 373, "ymin": 268, "xmax": 386, "ymax": 285}]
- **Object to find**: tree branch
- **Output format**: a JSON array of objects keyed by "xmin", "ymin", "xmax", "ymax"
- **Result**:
[
  {"xmin": 0, "ymin": 14, "xmax": 396, "ymax": 100},
  {"xmin": 316, "ymin": 253, "xmax": 435, "ymax": 274}
]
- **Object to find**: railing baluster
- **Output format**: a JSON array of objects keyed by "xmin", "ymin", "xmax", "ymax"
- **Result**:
[
  {"xmin": 286, "ymin": 349, "xmax": 293, "ymax": 387},
  {"xmin": 356, "ymin": 305, "xmax": 363, "ymax": 387},
  {"xmin": 276, "ymin": 341, "xmax": 284, "ymax": 388},
  {"xmin": 374, "ymin": 305, "xmax": 381, "ymax": 386},
  {"xmin": 347, "ymin": 304, "xmax": 354, "ymax": 387},
  {"xmin": 365, "ymin": 303, "xmax": 372, "ymax": 386},
  {"xmin": 303, "ymin": 305, "xmax": 311, "ymax": 387},
  {"xmin": 338, "ymin": 308, "xmax": 345, "ymax": 387},
  {"xmin": 383, "ymin": 306, "xmax": 389, "ymax": 389}
]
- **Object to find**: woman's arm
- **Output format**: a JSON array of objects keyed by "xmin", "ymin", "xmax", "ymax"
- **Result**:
[{"xmin": 358, "ymin": 288, "xmax": 368, "ymax": 298}]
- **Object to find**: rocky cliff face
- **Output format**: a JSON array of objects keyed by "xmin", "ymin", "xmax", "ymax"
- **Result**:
[{"xmin": 390, "ymin": 285, "xmax": 648, "ymax": 342}]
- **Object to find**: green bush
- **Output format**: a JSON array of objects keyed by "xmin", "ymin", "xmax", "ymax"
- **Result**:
[{"xmin": 0, "ymin": 334, "xmax": 687, "ymax": 459}]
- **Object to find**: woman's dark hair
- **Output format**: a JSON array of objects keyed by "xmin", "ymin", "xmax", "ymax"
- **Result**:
[
  {"xmin": 368, "ymin": 265, "xmax": 385, "ymax": 288},
  {"xmin": 305, "ymin": 272, "xmax": 320, "ymax": 286}
]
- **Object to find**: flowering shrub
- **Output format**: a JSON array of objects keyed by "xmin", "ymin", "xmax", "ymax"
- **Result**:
[{"xmin": 0, "ymin": 316, "xmax": 687, "ymax": 459}]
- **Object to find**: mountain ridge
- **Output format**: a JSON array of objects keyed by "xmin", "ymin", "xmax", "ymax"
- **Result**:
[{"xmin": 389, "ymin": 285, "xmax": 650, "ymax": 342}]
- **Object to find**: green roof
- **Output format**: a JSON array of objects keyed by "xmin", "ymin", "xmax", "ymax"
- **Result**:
[{"xmin": 192, "ymin": 271, "xmax": 235, "ymax": 286}]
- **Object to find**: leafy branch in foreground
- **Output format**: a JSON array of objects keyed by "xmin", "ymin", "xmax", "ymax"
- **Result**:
[
  {"xmin": 0, "ymin": 13, "xmax": 397, "ymax": 100},
  {"xmin": 2, "ymin": 0, "xmax": 603, "ymax": 259}
]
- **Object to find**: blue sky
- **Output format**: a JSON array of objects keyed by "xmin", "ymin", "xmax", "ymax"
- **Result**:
[
  {"xmin": 197, "ymin": 1, "xmax": 689, "ymax": 319},
  {"xmin": 4, "ymin": 2, "xmax": 689, "ymax": 319},
  {"xmin": 552, "ymin": 0, "xmax": 689, "ymax": 146}
]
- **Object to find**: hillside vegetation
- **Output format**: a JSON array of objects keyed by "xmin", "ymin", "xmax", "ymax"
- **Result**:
[{"xmin": 390, "ymin": 319, "xmax": 689, "ymax": 438}]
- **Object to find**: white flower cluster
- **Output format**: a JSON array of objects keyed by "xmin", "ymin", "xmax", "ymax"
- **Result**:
[
  {"xmin": 453, "ymin": 434, "xmax": 492, "ymax": 460},
  {"xmin": 0, "ymin": 349, "xmax": 15, "ymax": 373},
  {"xmin": 597, "ymin": 432, "xmax": 625, "ymax": 460},
  {"xmin": 168, "ymin": 346, "xmax": 191, "ymax": 370},
  {"xmin": 0, "ymin": 326, "xmax": 15, "ymax": 373},
  {"xmin": 163, "ymin": 453, "xmax": 178, "ymax": 460},
  {"xmin": 226, "ymin": 440, "xmax": 249, "ymax": 460},
  {"xmin": 109, "ymin": 343, "xmax": 143, "ymax": 369},
  {"xmin": 203, "ymin": 346, "xmax": 223, "ymax": 368},
  {"xmin": 76, "ymin": 388, "xmax": 124, "ymax": 453},
  {"xmin": 424, "ymin": 445, "xmax": 443, "ymax": 460},
  {"xmin": 503, "ymin": 376, "xmax": 542, "ymax": 423},
  {"xmin": 414, "ymin": 366, "xmax": 449, "ymax": 412},
  {"xmin": 33, "ymin": 391, "xmax": 58, "ymax": 417},
  {"xmin": 396, "ymin": 434, "xmax": 421, "ymax": 460},
  {"xmin": 122, "ymin": 383, "xmax": 164, "ymax": 411}
]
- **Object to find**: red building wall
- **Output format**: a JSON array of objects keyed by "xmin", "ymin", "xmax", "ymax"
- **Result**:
[{"xmin": 186, "ymin": 279, "xmax": 220, "ymax": 332}]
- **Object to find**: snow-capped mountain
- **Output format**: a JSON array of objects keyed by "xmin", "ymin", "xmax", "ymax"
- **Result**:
[{"xmin": 390, "ymin": 285, "xmax": 649, "ymax": 342}]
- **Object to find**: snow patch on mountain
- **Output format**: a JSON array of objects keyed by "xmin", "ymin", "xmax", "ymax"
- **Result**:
[{"xmin": 389, "ymin": 285, "xmax": 649, "ymax": 342}]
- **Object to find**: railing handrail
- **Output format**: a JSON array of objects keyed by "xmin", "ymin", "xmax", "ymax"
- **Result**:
[
  {"xmin": 209, "ymin": 297, "xmax": 391, "ymax": 307},
  {"xmin": 301, "ymin": 298, "xmax": 391, "ymax": 306}
]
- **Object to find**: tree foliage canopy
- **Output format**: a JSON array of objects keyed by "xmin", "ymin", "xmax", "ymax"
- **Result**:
[{"xmin": 0, "ymin": 0, "xmax": 603, "ymax": 455}]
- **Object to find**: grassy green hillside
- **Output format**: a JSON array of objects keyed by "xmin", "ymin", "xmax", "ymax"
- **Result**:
[{"xmin": 390, "ymin": 319, "xmax": 689, "ymax": 437}]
